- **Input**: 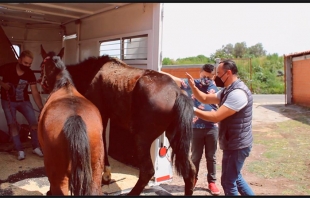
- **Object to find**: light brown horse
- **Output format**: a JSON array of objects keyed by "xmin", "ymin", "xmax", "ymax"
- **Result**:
[{"xmin": 38, "ymin": 55, "xmax": 104, "ymax": 195}]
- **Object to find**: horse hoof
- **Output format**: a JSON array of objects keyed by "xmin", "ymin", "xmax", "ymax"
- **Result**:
[
  {"xmin": 102, "ymin": 173, "xmax": 111, "ymax": 185},
  {"xmin": 46, "ymin": 190, "xmax": 52, "ymax": 196},
  {"xmin": 102, "ymin": 177, "xmax": 111, "ymax": 185},
  {"xmin": 102, "ymin": 166, "xmax": 112, "ymax": 185}
]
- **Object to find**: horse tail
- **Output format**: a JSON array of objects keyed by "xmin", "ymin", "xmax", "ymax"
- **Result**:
[
  {"xmin": 169, "ymin": 92, "xmax": 195, "ymax": 178},
  {"xmin": 63, "ymin": 115, "xmax": 92, "ymax": 195}
]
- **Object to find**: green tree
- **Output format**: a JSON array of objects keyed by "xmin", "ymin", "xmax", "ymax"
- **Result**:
[
  {"xmin": 162, "ymin": 57, "xmax": 175, "ymax": 65},
  {"xmin": 175, "ymin": 55, "xmax": 211, "ymax": 65},
  {"xmin": 161, "ymin": 42, "xmax": 284, "ymax": 94},
  {"xmin": 248, "ymin": 43, "xmax": 266, "ymax": 57},
  {"xmin": 233, "ymin": 42, "xmax": 247, "ymax": 58},
  {"xmin": 210, "ymin": 47, "xmax": 233, "ymax": 61},
  {"xmin": 223, "ymin": 43, "xmax": 234, "ymax": 56}
]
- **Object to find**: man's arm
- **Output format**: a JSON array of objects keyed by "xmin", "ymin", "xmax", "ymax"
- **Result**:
[
  {"xmin": 194, "ymin": 105, "xmax": 236, "ymax": 123},
  {"xmin": 30, "ymin": 84, "xmax": 44, "ymax": 110},
  {"xmin": 186, "ymin": 72, "xmax": 220, "ymax": 104},
  {"xmin": 0, "ymin": 64, "xmax": 12, "ymax": 90},
  {"xmin": 194, "ymin": 89, "xmax": 248, "ymax": 122},
  {"xmin": 159, "ymin": 71, "xmax": 183, "ymax": 87},
  {"xmin": 0, "ymin": 80, "xmax": 11, "ymax": 90}
]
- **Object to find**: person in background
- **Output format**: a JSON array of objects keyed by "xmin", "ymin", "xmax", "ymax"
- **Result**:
[
  {"xmin": 0, "ymin": 49, "xmax": 44, "ymax": 160},
  {"xmin": 185, "ymin": 59, "xmax": 254, "ymax": 196},
  {"xmin": 161, "ymin": 63, "xmax": 221, "ymax": 196}
]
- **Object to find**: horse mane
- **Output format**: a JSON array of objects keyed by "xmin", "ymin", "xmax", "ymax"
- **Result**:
[
  {"xmin": 66, "ymin": 55, "xmax": 125, "ymax": 94},
  {"xmin": 50, "ymin": 56, "xmax": 74, "ymax": 92},
  {"xmin": 67, "ymin": 55, "xmax": 124, "ymax": 74}
]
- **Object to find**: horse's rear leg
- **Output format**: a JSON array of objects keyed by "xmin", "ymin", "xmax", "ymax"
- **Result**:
[
  {"xmin": 127, "ymin": 139, "xmax": 154, "ymax": 196},
  {"xmin": 91, "ymin": 166, "xmax": 104, "ymax": 195},
  {"xmin": 166, "ymin": 131, "xmax": 196, "ymax": 196},
  {"xmin": 46, "ymin": 188, "xmax": 52, "ymax": 196},
  {"xmin": 90, "ymin": 139, "xmax": 105, "ymax": 195},
  {"xmin": 50, "ymin": 180, "xmax": 69, "ymax": 195},
  {"xmin": 183, "ymin": 165, "xmax": 196, "ymax": 195}
]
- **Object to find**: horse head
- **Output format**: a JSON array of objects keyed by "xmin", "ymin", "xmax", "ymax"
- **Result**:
[
  {"xmin": 40, "ymin": 45, "xmax": 70, "ymax": 94},
  {"xmin": 40, "ymin": 44, "xmax": 64, "ymax": 60}
]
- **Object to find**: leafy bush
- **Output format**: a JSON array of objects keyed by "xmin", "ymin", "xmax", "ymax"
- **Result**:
[{"xmin": 162, "ymin": 43, "xmax": 285, "ymax": 94}]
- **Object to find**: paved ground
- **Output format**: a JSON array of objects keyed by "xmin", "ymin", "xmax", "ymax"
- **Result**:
[
  {"xmin": 252, "ymin": 94, "xmax": 285, "ymax": 104},
  {"xmin": 0, "ymin": 94, "xmax": 294, "ymax": 196}
]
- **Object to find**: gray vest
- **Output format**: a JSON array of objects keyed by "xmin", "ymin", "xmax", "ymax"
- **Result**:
[{"xmin": 219, "ymin": 79, "xmax": 253, "ymax": 150}]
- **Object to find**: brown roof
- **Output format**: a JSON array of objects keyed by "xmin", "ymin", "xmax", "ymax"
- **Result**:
[{"xmin": 285, "ymin": 50, "xmax": 310, "ymax": 57}]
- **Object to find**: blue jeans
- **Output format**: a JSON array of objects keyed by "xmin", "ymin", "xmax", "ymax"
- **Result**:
[
  {"xmin": 221, "ymin": 146, "xmax": 254, "ymax": 195},
  {"xmin": 191, "ymin": 127, "xmax": 218, "ymax": 183},
  {"xmin": 1, "ymin": 99, "xmax": 40, "ymax": 151}
]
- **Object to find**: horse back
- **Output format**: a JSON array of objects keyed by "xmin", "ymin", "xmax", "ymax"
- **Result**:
[
  {"xmin": 135, "ymin": 70, "xmax": 180, "ymax": 110},
  {"xmin": 130, "ymin": 70, "xmax": 181, "ymax": 131},
  {"xmin": 86, "ymin": 61, "xmax": 146, "ymax": 128},
  {"xmin": 38, "ymin": 86, "xmax": 103, "ymax": 154}
]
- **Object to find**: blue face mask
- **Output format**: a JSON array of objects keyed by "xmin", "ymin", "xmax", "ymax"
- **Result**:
[{"xmin": 200, "ymin": 77, "xmax": 211, "ymax": 86}]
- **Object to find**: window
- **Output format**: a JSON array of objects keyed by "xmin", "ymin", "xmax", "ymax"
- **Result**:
[
  {"xmin": 99, "ymin": 34, "xmax": 147, "ymax": 60},
  {"xmin": 99, "ymin": 39, "xmax": 121, "ymax": 59},
  {"xmin": 63, "ymin": 34, "xmax": 77, "ymax": 41},
  {"xmin": 12, "ymin": 44, "xmax": 20, "ymax": 59}
]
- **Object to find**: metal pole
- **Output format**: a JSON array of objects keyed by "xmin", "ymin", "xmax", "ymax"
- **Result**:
[
  {"xmin": 215, "ymin": 58, "xmax": 221, "ymax": 75},
  {"xmin": 250, "ymin": 58, "xmax": 252, "ymax": 93}
]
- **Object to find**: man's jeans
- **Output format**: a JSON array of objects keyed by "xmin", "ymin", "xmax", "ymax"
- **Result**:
[
  {"xmin": 1, "ymin": 99, "xmax": 39, "ymax": 151},
  {"xmin": 191, "ymin": 127, "xmax": 218, "ymax": 183},
  {"xmin": 221, "ymin": 146, "xmax": 255, "ymax": 195}
]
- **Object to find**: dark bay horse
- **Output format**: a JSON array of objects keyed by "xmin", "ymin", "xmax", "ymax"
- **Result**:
[
  {"xmin": 40, "ymin": 45, "xmax": 196, "ymax": 196},
  {"xmin": 38, "ymin": 54, "xmax": 104, "ymax": 195}
]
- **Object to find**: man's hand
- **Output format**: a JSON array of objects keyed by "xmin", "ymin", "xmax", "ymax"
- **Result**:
[
  {"xmin": 207, "ymin": 89, "xmax": 216, "ymax": 94},
  {"xmin": 0, "ymin": 82, "xmax": 11, "ymax": 91},
  {"xmin": 185, "ymin": 72, "xmax": 195, "ymax": 89},
  {"xmin": 181, "ymin": 79, "xmax": 187, "ymax": 88},
  {"xmin": 192, "ymin": 116, "xmax": 198, "ymax": 123}
]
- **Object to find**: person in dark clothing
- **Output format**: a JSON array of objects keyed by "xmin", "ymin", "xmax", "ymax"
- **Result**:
[
  {"xmin": 186, "ymin": 60, "xmax": 254, "ymax": 196},
  {"xmin": 0, "ymin": 50, "xmax": 44, "ymax": 160}
]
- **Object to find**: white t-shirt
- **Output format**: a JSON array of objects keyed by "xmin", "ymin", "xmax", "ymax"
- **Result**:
[{"xmin": 216, "ymin": 88, "xmax": 248, "ymax": 112}]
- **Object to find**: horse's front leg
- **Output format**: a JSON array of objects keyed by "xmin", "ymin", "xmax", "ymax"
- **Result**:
[
  {"xmin": 101, "ymin": 117, "xmax": 111, "ymax": 185},
  {"xmin": 102, "ymin": 165, "xmax": 111, "ymax": 184}
]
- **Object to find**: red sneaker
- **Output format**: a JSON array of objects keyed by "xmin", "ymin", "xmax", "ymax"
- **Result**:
[{"xmin": 208, "ymin": 182, "xmax": 220, "ymax": 195}]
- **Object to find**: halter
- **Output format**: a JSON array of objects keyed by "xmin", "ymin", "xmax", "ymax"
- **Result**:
[
  {"xmin": 39, "ymin": 56, "xmax": 51, "ymax": 90},
  {"xmin": 39, "ymin": 56, "xmax": 71, "ymax": 105}
]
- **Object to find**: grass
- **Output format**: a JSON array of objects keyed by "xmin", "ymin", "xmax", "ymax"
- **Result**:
[{"xmin": 248, "ymin": 115, "xmax": 310, "ymax": 195}]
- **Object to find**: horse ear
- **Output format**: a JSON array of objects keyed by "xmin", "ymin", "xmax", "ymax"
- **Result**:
[
  {"xmin": 40, "ymin": 44, "xmax": 47, "ymax": 59},
  {"xmin": 57, "ymin": 47, "xmax": 65, "ymax": 59}
]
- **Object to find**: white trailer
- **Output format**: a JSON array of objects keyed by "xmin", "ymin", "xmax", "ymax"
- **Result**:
[{"xmin": 0, "ymin": 2, "xmax": 172, "ymax": 192}]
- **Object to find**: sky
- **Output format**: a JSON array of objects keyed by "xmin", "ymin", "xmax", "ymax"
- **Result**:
[{"xmin": 161, "ymin": 3, "xmax": 310, "ymax": 60}]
